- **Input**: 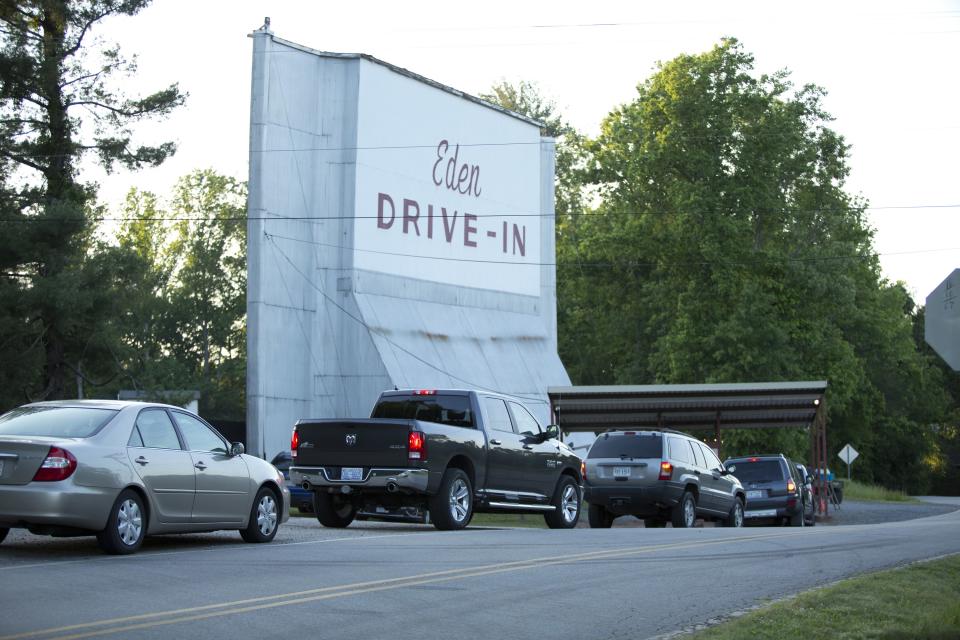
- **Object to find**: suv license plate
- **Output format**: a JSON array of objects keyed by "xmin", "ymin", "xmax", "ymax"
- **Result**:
[
  {"xmin": 746, "ymin": 490, "xmax": 764, "ymax": 500},
  {"xmin": 613, "ymin": 466, "xmax": 631, "ymax": 478},
  {"xmin": 341, "ymin": 467, "xmax": 363, "ymax": 481}
]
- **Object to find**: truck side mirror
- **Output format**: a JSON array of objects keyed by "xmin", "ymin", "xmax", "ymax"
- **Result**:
[{"xmin": 543, "ymin": 424, "xmax": 560, "ymax": 441}]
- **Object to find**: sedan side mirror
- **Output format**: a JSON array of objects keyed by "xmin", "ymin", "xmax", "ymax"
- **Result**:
[
  {"xmin": 230, "ymin": 442, "xmax": 245, "ymax": 456},
  {"xmin": 718, "ymin": 468, "xmax": 730, "ymax": 476}
]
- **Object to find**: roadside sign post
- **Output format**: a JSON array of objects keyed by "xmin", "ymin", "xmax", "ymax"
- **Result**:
[{"xmin": 838, "ymin": 443, "xmax": 859, "ymax": 481}]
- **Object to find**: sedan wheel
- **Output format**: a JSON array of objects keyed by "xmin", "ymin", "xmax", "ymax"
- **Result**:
[
  {"xmin": 240, "ymin": 487, "xmax": 281, "ymax": 543},
  {"xmin": 97, "ymin": 489, "xmax": 146, "ymax": 555}
]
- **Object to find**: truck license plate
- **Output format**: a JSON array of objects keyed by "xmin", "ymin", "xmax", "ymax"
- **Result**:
[
  {"xmin": 341, "ymin": 467, "xmax": 363, "ymax": 481},
  {"xmin": 746, "ymin": 490, "xmax": 764, "ymax": 500},
  {"xmin": 613, "ymin": 466, "xmax": 631, "ymax": 478}
]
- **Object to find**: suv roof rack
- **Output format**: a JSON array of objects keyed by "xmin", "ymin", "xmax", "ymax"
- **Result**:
[
  {"xmin": 727, "ymin": 453, "xmax": 789, "ymax": 459},
  {"xmin": 601, "ymin": 428, "xmax": 692, "ymax": 437}
]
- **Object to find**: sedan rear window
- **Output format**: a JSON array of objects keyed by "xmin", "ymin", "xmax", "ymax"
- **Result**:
[
  {"xmin": 588, "ymin": 433, "xmax": 662, "ymax": 459},
  {"xmin": 0, "ymin": 406, "xmax": 119, "ymax": 438},
  {"xmin": 726, "ymin": 460, "xmax": 784, "ymax": 483}
]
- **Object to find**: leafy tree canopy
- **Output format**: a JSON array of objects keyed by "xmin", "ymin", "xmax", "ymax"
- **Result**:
[{"xmin": 0, "ymin": 0, "xmax": 184, "ymax": 402}]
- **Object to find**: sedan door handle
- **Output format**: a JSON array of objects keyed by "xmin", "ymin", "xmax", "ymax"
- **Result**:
[
  {"xmin": 490, "ymin": 439, "xmax": 502, "ymax": 446},
  {"xmin": 135, "ymin": 456, "xmax": 149, "ymax": 466},
  {"xmin": 694, "ymin": 469, "xmax": 701, "ymax": 475},
  {"xmin": 523, "ymin": 444, "xmax": 534, "ymax": 450},
  {"xmin": 194, "ymin": 462, "xmax": 207, "ymax": 471}
]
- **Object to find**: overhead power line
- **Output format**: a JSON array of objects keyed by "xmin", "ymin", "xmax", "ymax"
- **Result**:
[
  {"xmin": 261, "ymin": 230, "xmax": 960, "ymax": 269},
  {"xmin": 2, "ymin": 203, "xmax": 958, "ymax": 224}
]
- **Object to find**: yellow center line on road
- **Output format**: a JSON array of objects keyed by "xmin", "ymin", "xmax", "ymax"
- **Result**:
[{"xmin": 1, "ymin": 529, "xmax": 814, "ymax": 640}]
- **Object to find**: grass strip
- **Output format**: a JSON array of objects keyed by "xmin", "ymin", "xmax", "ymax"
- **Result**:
[
  {"xmin": 843, "ymin": 480, "xmax": 920, "ymax": 503},
  {"xmin": 689, "ymin": 554, "xmax": 960, "ymax": 640}
]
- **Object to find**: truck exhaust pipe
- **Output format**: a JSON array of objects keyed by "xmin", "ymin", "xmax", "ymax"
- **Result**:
[
  {"xmin": 301, "ymin": 481, "xmax": 311, "ymax": 491},
  {"xmin": 386, "ymin": 481, "xmax": 399, "ymax": 493}
]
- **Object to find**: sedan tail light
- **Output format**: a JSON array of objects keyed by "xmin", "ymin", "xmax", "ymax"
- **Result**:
[{"xmin": 33, "ymin": 446, "xmax": 77, "ymax": 482}]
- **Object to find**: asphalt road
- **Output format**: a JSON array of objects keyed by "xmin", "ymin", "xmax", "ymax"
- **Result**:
[{"xmin": 1, "ymin": 507, "xmax": 959, "ymax": 640}]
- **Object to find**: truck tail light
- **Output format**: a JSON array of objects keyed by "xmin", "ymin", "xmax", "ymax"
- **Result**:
[
  {"xmin": 658, "ymin": 461, "xmax": 673, "ymax": 481},
  {"xmin": 408, "ymin": 431, "xmax": 426, "ymax": 461},
  {"xmin": 33, "ymin": 446, "xmax": 77, "ymax": 482},
  {"xmin": 291, "ymin": 428, "xmax": 299, "ymax": 459},
  {"xmin": 412, "ymin": 390, "xmax": 436, "ymax": 395}
]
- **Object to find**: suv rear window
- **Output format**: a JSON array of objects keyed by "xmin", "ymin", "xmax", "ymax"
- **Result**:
[
  {"xmin": 588, "ymin": 433, "xmax": 663, "ymax": 459},
  {"xmin": 726, "ymin": 459, "xmax": 783, "ymax": 482},
  {"xmin": 0, "ymin": 406, "xmax": 119, "ymax": 438},
  {"xmin": 372, "ymin": 395, "xmax": 475, "ymax": 428}
]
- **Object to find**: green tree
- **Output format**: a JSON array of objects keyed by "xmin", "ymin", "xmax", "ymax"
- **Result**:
[
  {"xmin": 0, "ymin": 0, "xmax": 184, "ymax": 404},
  {"xmin": 567, "ymin": 38, "xmax": 948, "ymax": 485},
  {"xmin": 116, "ymin": 170, "xmax": 247, "ymax": 420}
]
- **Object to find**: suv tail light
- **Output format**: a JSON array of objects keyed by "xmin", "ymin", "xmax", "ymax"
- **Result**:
[
  {"xmin": 580, "ymin": 460, "xmax": 586, "ymax": 480},
  {"xmin": 291, "ymin": 428, "xmax": 299, "ymax": 459},
  {"xmin": 33, "ymin": 446, "xmax": 77, "ymax": 482},
  {"xmin": 408, "ymin": 431, "xmax": 426, "ymax": 461},
  {"xmin": 787, "ymin": 479, "xmax": 796, "ymax": 494},
  {"xmin": 658, "ymin": 461, "xmax": 673, "ymax": 481}
]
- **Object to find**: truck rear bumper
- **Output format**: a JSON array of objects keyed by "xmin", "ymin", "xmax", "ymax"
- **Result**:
[{"xmin": 290, "ymin": 466, "xmax": 430, "ymax": 493}]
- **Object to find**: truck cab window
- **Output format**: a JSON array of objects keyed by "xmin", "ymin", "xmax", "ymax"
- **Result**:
[
  {"xmin": 508, "ymin": 402, "xmax": 541, "ymax": 437},
  {"xmin": 483, "ymin": 398, "xmax": 515, "ymax": 433}
]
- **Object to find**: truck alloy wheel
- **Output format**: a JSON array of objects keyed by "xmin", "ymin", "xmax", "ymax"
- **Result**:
[
  {"xmin": 429, "ymin": 468, "xmax": 473, "ymax": 531},
  {"xmin": 545, "ymin": 476, "xmax": 581, "ymax": 529}
]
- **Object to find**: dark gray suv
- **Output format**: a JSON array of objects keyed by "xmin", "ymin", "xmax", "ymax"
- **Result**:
[
  {"xmin": 723, "ymin": 454, "xmax": 815, "ymax": 526},
  {"xmin": 583, "ymin": 430, "xmax": 745, "ymax": 528}
]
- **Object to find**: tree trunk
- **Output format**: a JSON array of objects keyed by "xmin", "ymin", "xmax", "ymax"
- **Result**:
[{"xmin": 37, "ymin": 1, "xmax": 73, "ymax": 400}]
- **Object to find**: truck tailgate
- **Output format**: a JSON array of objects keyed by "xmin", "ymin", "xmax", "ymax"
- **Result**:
[{"xmin": 294, "ymin": 419, "xmax": 413, "ymax": 468}]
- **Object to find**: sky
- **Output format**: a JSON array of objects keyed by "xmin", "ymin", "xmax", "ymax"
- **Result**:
[{"xmin": 87, "ymin": 0, "xmax": 960, "ymax": 301}]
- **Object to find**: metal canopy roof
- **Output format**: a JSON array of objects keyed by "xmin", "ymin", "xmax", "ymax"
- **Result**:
[{"xmin": 548, "ymin": 381, "xmax": 828, "ymax": 432}]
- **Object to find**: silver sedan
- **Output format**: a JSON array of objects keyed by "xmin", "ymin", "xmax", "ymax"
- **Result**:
[{"xmin": 0, "ymin": 400, "xmax": 290, "ymax": 554}]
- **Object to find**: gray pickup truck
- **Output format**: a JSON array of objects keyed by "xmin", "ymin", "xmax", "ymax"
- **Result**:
[{"xmin": 289, "ymin": 389, "xmax": 582, "ymax": 530}]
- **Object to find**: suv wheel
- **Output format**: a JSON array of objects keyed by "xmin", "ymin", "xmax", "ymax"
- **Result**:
[
  {"xmin": 429, "ymin": 468, "xmax": 473, "ymax": 531},
  {"xmin": 544, "ymin": 476, "xmax": 581, "ymax": 529},
  {"xmin": 790, "ymin": 503, "xmax": 806, "ymax": 527},
  {"xmin": 588, "ymin": 503, "xmax": 614, "ymax": 528},
  {"xmin": 671, "ymin": 490, "xmax": 697, "ymax": 528},
  {"xmin": 724, "ymin": 498, "xmax": 744, "ymax": 527}
]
